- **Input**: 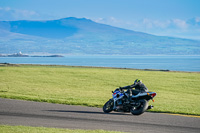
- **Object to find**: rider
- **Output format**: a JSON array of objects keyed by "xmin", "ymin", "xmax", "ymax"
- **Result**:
[
  {"xmin": 116, "ymin": 79, "xmax": 153, "ymax": 110},
  {"xmin": 119, "ymin": 79, "xmax": 149, "ymax": 98}
]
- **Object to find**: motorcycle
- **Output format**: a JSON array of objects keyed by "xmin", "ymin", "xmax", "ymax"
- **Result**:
[{"xmin": 103, "ymin": 88, "xmax": 157, "ymax": 115}]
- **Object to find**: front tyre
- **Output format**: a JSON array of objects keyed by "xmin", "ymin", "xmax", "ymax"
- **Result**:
[
  {"xmin": 130, "ymin": 99, "xmax": 148, "ymax": 115},
  {"xmin": 103, "ymin": 99, "xmax": 114, "ymax": 113}
]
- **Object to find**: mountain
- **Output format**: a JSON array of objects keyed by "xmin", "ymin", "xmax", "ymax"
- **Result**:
[{"xmin": 0, "ymin": 17, "xmax": 200, "ymax": 55}]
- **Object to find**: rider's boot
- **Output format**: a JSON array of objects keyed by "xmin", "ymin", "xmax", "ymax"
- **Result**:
[{"xmin": 147, "ymin": 105, "xmax": 154, "ymax": 110}]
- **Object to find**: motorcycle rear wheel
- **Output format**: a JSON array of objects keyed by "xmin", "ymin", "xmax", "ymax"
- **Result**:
[
  {"xmin": 103, "ymin": 99, "xmax": 114, "ymax": 113},
  {"xmin": 130, "ymin": 99, "xmax": 148, "ymax": 115}
]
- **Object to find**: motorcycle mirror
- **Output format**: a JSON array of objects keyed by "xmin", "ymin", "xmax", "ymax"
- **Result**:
[{"xmin": 112, "ymin": 91, "xmax": 114, "ymax": 93}]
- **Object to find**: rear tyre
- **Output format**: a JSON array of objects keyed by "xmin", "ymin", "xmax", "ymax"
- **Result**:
[
  {"xmin": 103, "ymin": 99, "xmax": 114, "ymax": 113},
  {"xmin": 130, "ymin": 99, "xmax": 148, "ymax": 115}
]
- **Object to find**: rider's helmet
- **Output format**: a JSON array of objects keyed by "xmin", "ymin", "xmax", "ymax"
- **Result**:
[{"xmin": 134, "ymin": 79, "xmax": 141, "ymax": 84}]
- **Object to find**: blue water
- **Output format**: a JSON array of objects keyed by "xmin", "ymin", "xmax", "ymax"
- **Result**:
[{"xmin": 0, "ymin": 55, "xmax": 200, "ymax": 72}]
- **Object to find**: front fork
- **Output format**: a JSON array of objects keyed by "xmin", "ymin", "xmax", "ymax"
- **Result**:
[{"xmin": 113, "ymin": 98, "xmax": 117, "ymax": 110}]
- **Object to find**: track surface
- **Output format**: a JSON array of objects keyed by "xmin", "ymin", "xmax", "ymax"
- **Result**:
[{"xmin": 0, "ymin": 98, "xmax": 199, "ymax": 133}]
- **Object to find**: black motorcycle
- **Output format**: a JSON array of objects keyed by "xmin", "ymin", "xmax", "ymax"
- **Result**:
[{"xmin": 103, "ymin": 88, "xmax": 157, "ymax": 115}]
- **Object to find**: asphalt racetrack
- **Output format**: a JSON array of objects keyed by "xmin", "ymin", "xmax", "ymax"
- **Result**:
[{"xmin": 0, "ymin": 98, "xmax": 199, "ymax": 133}]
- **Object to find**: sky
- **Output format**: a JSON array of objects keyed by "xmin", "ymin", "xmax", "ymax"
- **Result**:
[{"xmin": 0, "ymin": 0, "xmax": 200, "ymax": 40}]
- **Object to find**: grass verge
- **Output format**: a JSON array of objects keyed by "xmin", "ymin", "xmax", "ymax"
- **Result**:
[
  {"xmin": 0, "ymin": 125, "xmax": 124, "ymax": 133},
  {"xmin": 0, "ymin": 64, "xmax": 200, "ymax": 116}
]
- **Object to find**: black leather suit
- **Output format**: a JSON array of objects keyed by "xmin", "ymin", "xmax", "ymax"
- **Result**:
[{"xmin": 120, "ymin": 82, "xmax": 148, "ymax": 96}]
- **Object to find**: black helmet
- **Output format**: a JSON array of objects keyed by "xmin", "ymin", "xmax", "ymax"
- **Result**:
[{"xmin": 134, "ymin": 79, "xmax": 141, "ymax": 84}]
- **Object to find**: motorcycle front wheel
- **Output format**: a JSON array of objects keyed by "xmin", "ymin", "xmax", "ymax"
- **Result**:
[
  {"xmin": 130, "ymin": 99, "xmax": 148, "ymax": 115},
  {"xmin": 103, "ymin": 99, "xmax": 114, "ymax": 113}
]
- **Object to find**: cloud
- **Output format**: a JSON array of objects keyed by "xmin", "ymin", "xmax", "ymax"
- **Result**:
[
  {"xmin": 195, "ymin": 17, "xmax": 200, "ymax": 23},
  {"xmin": 94, "ymin": 17, "xmax": 121, "ymax": 25},
  {"xmin": 0, "ymin": 7, "xmax": 55, "ymax": 21},
  {"xmin": 142, "ymin": 19, "xmax": 171, "ymax": 29},
  {"xmin": 141, "ymin": 18, "xmax": 190, "ymax": 30},
  {"xmin": 93, "ymin": 17, "xmax": 200, "ymax": 39},
  {"xmin": 93, "ymin": 17, "xmax": 133, "ymax": 29},
  {"xmin": 187, "ymin": 17, "xmax": 200, "ymax": 27},
  {"xmin": 142, "ymin": 18, "xmax": 200, "ymax": 39},
  {"xmin": 172, "ymin": 19, "xmax": 188, "ymax": 29},
  {"xmin": 93, "ymin": 17, "xmax": 191, "ymax": 30}
]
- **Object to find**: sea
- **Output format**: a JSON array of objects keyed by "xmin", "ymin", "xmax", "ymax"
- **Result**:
[{"xmin": 0, "ymin": 55, "xmax": 200, "ymax": 72}]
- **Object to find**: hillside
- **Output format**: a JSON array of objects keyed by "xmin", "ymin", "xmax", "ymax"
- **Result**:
[{"xmin": 0, "ymin": 17, "xmax": 200, "ymax": 55}]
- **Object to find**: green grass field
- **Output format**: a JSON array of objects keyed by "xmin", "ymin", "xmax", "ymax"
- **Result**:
[
  {"xmin": 0, "ymin": 125, "xmax": 124, "ymax": 133},
  {"xmin": 0, "ymin": 64, "xmax": 200, "ymax": 115}
]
